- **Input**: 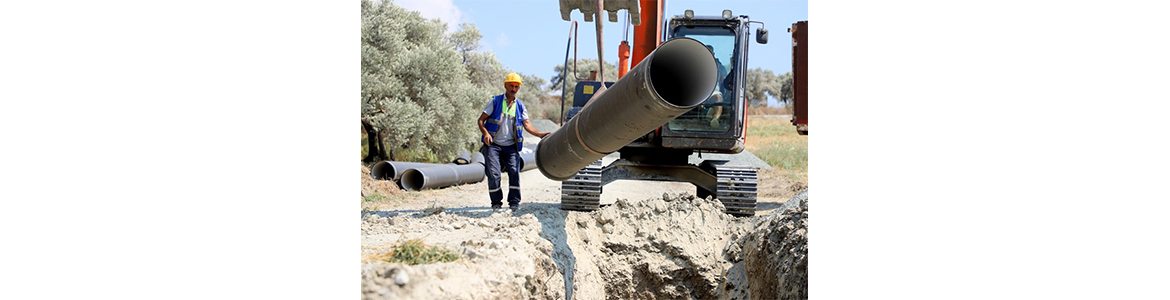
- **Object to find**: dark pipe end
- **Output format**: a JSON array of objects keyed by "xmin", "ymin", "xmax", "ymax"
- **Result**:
[
  {"xmin": 649, "ymin": 38, "xmax": 718, "ymax": 108},
  {"xmin": 400, "ymin": 169, "xmax": 425, "ymax": 191},
  {"xmin": 370, "ymin": 161, "xmax": 394, "ymax": 180}
]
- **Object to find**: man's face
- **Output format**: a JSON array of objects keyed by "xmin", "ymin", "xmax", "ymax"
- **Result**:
[{"xmin": 504, "ymin": 83, "xmax": 521, "ymax": 98}]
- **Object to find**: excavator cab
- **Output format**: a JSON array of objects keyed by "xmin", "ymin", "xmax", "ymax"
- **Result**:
[{"xmin": 660, "ymin": 11, "xmax": 765, "ymax": 154}]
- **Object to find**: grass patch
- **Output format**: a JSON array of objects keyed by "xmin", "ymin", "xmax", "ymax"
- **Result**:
[
  {"xmin": 367, "ymin": 239, "xmax": 461, "ymax": 265},
  {"xmin": 745, "ymin": 115, "xmax": 808, "ymax": 181},
  {"xmin": 363, "ymin": 192, "xmax": 386, "ymax": 202}
]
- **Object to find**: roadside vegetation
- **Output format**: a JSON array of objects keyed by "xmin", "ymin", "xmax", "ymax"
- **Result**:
[{"xmin": 745, "ymin": 112, "xmax": 808, "ymax": 181}]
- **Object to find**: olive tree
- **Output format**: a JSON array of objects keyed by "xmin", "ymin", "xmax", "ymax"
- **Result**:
[{"xmin": 361, "ymin": 0, "xmax": 486, "ymax": 162}]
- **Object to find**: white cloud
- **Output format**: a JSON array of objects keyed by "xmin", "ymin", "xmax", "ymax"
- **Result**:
[
  {"xmin": 391, "ymin": 0, "xmax": 464, "ymax": 32},
  {"xmin": 495, "ymin": 32, "xmax": 511, "ymax": 48}
]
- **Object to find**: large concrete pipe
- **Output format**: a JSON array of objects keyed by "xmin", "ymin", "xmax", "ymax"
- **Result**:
[
  {"xmin": 399, "ymin": 164, "xmax": 486, "ymax": 191},
  {"xmin": 370, "ymin": 161, "xmax": 446, "ymax": 181},
  {"xmin": 535, "ymin": 38, "xmax": 717, "ymax": 181}
]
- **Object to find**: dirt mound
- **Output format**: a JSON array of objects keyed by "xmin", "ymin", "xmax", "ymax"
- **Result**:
[
  {"xmin": 362, "ymin": 165, "xmax": 403, "ymax": 198},
  {"xmin": 558, "ymin": 193, "xmax": 750, "ymax": 299},
  {"xmin": 359, "ymin": 189, "xmax": 808, "ymax": 300},
  {"xmin": 723, "ymin": 190, "xmax": 808, "ymax": 299},
  {"xmin": 360, "ymin": 210, "xmax": 566, "ymax": 300}
]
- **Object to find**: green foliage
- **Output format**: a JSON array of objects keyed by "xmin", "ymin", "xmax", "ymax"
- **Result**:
[
  {"xmin": 361, "ymin": 1, "xmax": 552, "ymax": 162},
  {"xmin": 363, "ymin": 192, "xmax": 385, "ymax": 202},
  {"xmin": 744, "ymin": 68, "xmax": 795, "ymax": 106},
  {"xmin": 387, "ymin": 239, "xmax": 461, "ymax": 265},
  {"xmin": 550, "ymin": 58, "xmax": 618, "ymax": 108},
  {"xmin": 362, "ymin": 0, "xmax": 482, "ymax": 162},
  {"xmin": 745, "ymin": 68, "xmax": 794, "ymax": 106}
]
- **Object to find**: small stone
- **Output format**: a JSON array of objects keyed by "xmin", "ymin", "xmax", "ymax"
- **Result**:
[
  {"xmin": 602, "ymin": 224, "xmax": 615, "ymax": 234},
  {"xmin": 464, "ymin": 248, "xmax": 484, "ymax": 259},
  {"xmin": 453, "ymin": 222, "xmax": 467, "ymax": 229},
  {"xmin": 489, "ymin": 239, "xmax": 509, "ymax": 249},
  {"xmin": 653, "ymin": 201, "xmax": 667, "ymax": 213},
  {"xmin": 576, "ymin": 218, "xmax": 589, "ymax": 228},
  {"xmin": 388, "ymin": 267, "xmax": 410, "ymax": 286}
]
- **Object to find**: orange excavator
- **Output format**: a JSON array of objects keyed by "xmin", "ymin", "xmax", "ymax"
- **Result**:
[{"xmin": 543, "ymin": 0, "xmax": 770, "ymax": 216}]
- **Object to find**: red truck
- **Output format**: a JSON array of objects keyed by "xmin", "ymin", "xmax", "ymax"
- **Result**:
[{"xmin": 789, "ymin": 21, "xmax": 808, "ymax": 135}]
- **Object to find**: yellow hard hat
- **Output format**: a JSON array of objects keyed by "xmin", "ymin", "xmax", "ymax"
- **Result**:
[{"xmin": 504, "ymin": 73, "xmax": 523, "ymax": 86}]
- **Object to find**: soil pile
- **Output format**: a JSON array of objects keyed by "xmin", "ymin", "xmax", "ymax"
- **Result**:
[
  {"xmin": 723, "ymin": 189, "xmax": 808, "ymax": 299},
  {"xmin": 361, "ymin": 165, "xmax": 403, "ymax": 198},
  {"xmin": 359, "ymin": 189, "xmax": 809, "ymax": 300},
  {"xmin": 559, "ymin": 193, "xmax": 750, "ymax": 299},
  {"xmin": 360, "ymin": 210, "xmax": 566, "ymax": 300}
]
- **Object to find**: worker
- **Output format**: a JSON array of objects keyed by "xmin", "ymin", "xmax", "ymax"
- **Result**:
[
  {"xmin": 478, "ymin": 73, "xmax": 550, "ymax": 212},
  {"xmin": 705, "ymin": 45, "xmax": 730, "ymax": 128}
]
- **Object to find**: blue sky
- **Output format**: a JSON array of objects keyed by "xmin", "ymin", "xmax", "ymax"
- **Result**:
[{"xmin": 392, "ymin": 0, "xmax": 808, "ymax": 90}]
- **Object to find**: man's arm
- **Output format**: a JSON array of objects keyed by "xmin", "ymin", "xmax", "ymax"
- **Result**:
[
  {"xmin": 522, "ymin": 119, "xmax": 549, "ymax": 138},
  {"xmin": 478, "ymin": 112, "xmax": 493, "ymax": 145}
]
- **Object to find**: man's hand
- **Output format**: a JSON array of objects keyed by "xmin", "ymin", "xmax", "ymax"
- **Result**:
[
  {"xmin": 482, "ymin": 134, "xmax": 493, "ymax": 145},
  {"xmin": 537, "ymin": 132, "xmax": 549, "ymax": 138}
]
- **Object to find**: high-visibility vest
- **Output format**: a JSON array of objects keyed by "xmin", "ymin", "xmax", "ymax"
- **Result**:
[{"xmin": 483, "ymin": 94, "xmax": 525, "ymax": 150}]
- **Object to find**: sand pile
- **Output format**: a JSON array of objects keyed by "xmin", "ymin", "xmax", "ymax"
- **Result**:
[{"xmin": 723, "ymin": 189, "xmax": 808, "ymax": 299}]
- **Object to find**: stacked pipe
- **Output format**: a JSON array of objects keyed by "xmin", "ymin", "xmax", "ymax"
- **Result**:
[{"xmin": 536, "ymin": 38, "xmax": 717, "ymax": 181}]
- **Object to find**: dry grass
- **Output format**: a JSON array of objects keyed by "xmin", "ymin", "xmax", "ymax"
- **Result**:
[
  {"xmin": 745, "ymin": 115, "xmax": 808, "ymax": 182},
  {"xmin": 363, "ymin": 239, "xmax": 461, "ymax": 265}
]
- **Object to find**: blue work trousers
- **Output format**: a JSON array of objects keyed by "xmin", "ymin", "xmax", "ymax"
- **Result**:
[{"xmin": 483, "ymin": 143, "xmax": 521, "ymax": 206}]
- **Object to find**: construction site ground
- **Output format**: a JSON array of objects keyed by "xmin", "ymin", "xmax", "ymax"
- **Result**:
[{"xmin": 360, "ymin": 118, "xmax": 808, "ymax": 300}]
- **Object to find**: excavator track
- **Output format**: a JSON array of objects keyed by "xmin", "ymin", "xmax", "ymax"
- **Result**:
[
  {"xmin": 713, "ymin": 165, "xmax": 758, "ymax": 217},
  {"xmin": 560, "ymin": 160, "xmax": 603, "ymax": 212}
]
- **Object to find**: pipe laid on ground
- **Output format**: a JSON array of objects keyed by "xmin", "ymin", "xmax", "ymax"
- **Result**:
[
  {"xmin": 452, "ymin": 150, "xmax": 472, "ymax": 165},
  {"xmin": 470, "ymin": 152, "xmax": 485, "ymax": 165},
  {"xmin": 536, "ymin": 38, "xmax": 717, "ymax": 181},
  {"xmin": 370, "ymin": 161, "xmax": 446, "ymax": 181},
  {"xmin": 399, "ymin": 164, "xmax": 486, "ymax": 191}
]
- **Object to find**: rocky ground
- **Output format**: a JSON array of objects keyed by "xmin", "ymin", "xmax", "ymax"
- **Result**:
[{"xmin": 360, "ymin": 159, "xmax": 808, "ymax": 299}]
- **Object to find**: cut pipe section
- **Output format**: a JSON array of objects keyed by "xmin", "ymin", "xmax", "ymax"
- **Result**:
[
  {"xmin": 399, "ymin": 164, "xmax": 486, "ymax": 191},
  {"xmin": 452, "ymin": 150, "xmax": 472, "ymax": 165},
  {"xmin": 536, "ymin": 38, "xmax": 717, "ymax": 180},
  {"xmin": 370, "ymin": 161, "xmax": 446, "ymax": 181}
]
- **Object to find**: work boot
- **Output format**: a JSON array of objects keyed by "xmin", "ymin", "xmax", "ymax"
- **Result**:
[
  {"xmin": 509, "ymin": 205, "xmax": 519, "ymax": 211},
  {"xmin": 492, "ymin": 205, "xmax": 502, "ymax": 211}
]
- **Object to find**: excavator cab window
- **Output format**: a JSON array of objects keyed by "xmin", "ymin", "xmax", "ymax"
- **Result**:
[{"xmin": 666, "ymin": 25, "xmax": 738, "ymax": 133}]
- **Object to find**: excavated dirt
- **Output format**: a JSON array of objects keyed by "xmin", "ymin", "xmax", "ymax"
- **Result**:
[
  {"xmin": 360, "ymin": 190, "xmax": 809, "ymax": 300},
  {"xmin": 361, "ymin": 165, "xmax": 404, "ymax": 199},
  {"xmin": 360, "ymin": 129, "xmax": 809, "ymax": 299}
]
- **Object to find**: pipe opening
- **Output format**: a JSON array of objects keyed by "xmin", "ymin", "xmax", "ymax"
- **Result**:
[
  {"xmin": 371, "ymin": 161, "xmax": 394, "ymax": 180},
  {"xmin": 400, "ymin": 169, "xmax": 425, "ymax": 191},
  {"xmin": 649, "ymin": 38, "xmax": 718, "ymax": 108}
]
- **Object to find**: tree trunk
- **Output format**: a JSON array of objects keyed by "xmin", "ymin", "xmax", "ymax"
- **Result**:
[{"xmin": 362, "ymin": 119, "xmax": 389, "ymax": 163}]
